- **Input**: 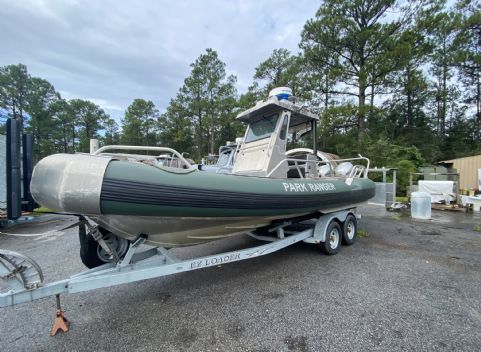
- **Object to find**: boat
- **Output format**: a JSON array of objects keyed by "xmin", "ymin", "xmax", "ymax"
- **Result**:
[{"xmin": 30, "ymin": 87, "xmax": 375, "ymax": 267}]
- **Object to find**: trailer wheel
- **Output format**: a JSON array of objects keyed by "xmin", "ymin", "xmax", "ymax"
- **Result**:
[
  {"xmin": 79, "ymin": 224, "xmax": 129, "ymax": 269},
  {"xmin": 320, "ymin": 221, "xmax": 341, "ymax": 255},
  {"xmin": 342, "ymin": 214, "xmax": 357, "ymax": 246}
]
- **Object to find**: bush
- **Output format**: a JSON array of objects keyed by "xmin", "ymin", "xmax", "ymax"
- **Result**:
[
  {"xmin": 360, "ymin": 136, "xmax": 424, "ymax": 168},
  {"xmin": 396, "ymin": 159, "xmax": 417, "ymax": 196}
]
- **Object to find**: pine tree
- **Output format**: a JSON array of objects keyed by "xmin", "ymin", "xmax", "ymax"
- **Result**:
[
  {"xmin": 253, "ymin": 49, "xmax": 307, "ymax": 97},
  {"xmin": 174, "ymin": 49, "xmax": 238, "ymax": 159},
  {"xmin": 69, "ymin": 99, "xmax": 108, "ymax": 152},
  {"xmin": 25, "ymin": 77, "xmax": 61, "ymax": 159},
  {"xmin": 452, "ymin": 0, "xmax": 481, "ymax": 141},
  {"xmin": 301, "ymin": 0, "xmax": 421, "ymax": 144},
  {"xmin": 0, "ymin": 64, "xmax": 30, "ymax": 127},
  {"xmin": 158, "ymin": 96, "xmax": 195, "ymax": 156},
  {"xmin": 121, "ymin": 99, "xmax": 159, "ymax": 146}
]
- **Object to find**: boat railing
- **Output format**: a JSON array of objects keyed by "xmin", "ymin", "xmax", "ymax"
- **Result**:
[
  {"xmin": 267, "ymin": 154, "xmax": 370, "ymax": 179},
  {"xmin": 348, "ymin": 164, "xmax": 367, "ymax": 179},
  {"xmin": 93, "ymin": 145, "xmax": 194, "ymax": 169}
]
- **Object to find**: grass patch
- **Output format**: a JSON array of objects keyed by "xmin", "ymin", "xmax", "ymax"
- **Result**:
[
  {"xmin": 391, "ymin": 213, "xmax": 402, "ymax": 221},
  {"xmin": 396, "ymin": 196, "xmax": 408, "ymax": 203},
  {"xmin": 32, "ymin": 207, "xmax": 54, "ymax": 215},
  {"xmin": 473, "ymin": 224, "xmax": 481, "ymax": 232},
  {"xmin": 357, "ymin": 229, "xmax": 369, "ymax": 238}
]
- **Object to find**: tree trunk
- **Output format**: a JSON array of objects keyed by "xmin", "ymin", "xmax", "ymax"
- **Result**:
[
  {"xmin": 19, "ymin": 97, "xmax": 24, "ymax": 129},
  {"xmin": 441, "ymin": 62, "xmax": 447, "ymax": 137},
  {"xmin": 370, "ymin": 82, "xmax": 375, "ymax": 110},
  {"xmin": 406, "ymin": 65, "xmax": 413, "ymax": 128},
  {"xmin": 358, "ymin": 91, "xmax": 366, "ymax": 140},
  {"xmin": 63, "ymin": 127, "xmax": 68, "ymax": 153},
  {"xmin": 322, "ymin": 70, "xmax": 329, "ymax": 150},
  {"xmin": 436, "ymin": 72, "xmax": 442, "ymax": 139},
  {"xmin": 439, "ymin": 38, "xmax": 448, "ymax": 137},
  {"xmin": 358, "ymin": 60, "xmax": 367, "ymax": 146},
  {"xmin": 209, "ymin": 127, "xmax": 215, "ymax": 155},
  {"xmin": 12, "ymin": 97, "xmax": 17, "ymax": 119},
  {"xmin": 198, "ymin": 110, "xmax": 203, "ymax": 160},
  {"xmin": 358, "ymin": 73, "xmax": 367, "ymax": 145},
  {"xmin": 72, "ymin": 126, "xmax": 76, "ymax": 152},
  {"xmin": 476, "ymin": 70, "xmax": 480, "ymax": 138}
]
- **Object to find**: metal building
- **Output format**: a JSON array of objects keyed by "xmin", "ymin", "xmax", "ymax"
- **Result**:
[{"xmin": 439, "ymin": 154, "xmax": 481, "ymax": 191}]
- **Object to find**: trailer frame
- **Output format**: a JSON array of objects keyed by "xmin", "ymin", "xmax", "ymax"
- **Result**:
[{"xmin": 0, "ymin": 209, "xmax": 357, "ymax": 310}]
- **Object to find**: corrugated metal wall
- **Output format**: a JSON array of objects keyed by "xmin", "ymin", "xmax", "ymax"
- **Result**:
[
  {"xmin": 0, "ymin": 134, "xmax": 6, "ymax": 209},
  {"xmin": 443, "ymin": 155, "xmax": 481, "ymax": 191}
]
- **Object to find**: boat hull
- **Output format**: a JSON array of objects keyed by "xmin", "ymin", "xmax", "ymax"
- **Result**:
[
  {"xmin": 91, "ymin": 201, "xmax": 368, "ymax": 247},
  {"xmin": 91, "ymin": 214, "xmax": 296, "ymax": 247}
]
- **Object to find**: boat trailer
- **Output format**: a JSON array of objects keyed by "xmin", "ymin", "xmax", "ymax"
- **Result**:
[{"xmin": 0, "ymin": 209, "xmax": 358, "ymax": 335}]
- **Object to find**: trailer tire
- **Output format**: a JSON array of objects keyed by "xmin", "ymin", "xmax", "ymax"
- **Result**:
[
  {"xmin": 342, "ymin": 214, "xmax": 357, "ymax": 246},
  {"xmin": 79, "ymin": 231, "xmax": 105, "ymax": 269},
  {"xmin": 320, "ymin": 221, "xmax": 341, "ymax": 255},
  {"xmin": 79, "ymin": 225, "xmax": 129, "ymax": 269}
]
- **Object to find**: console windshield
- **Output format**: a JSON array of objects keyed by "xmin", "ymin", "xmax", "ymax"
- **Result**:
[{"xmin": 245, "ymin": 114, "xmax": 279, "ymax": 143}]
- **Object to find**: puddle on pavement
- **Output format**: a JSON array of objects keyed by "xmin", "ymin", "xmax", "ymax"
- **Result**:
[{"xmin": 363, "ymin": 204, "xmax": 481, "ymax": 229}]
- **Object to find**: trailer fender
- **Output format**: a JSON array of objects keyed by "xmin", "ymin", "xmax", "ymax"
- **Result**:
[{"xmin": 305, "ymin": 209, "xmax": 356, "ymax": 244}]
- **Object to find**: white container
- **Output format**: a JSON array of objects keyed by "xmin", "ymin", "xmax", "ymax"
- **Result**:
[
  {"xmin": 468, "ymin": 196, "xmax": 481, "ymax": 212},
  {"xmin": 411, "ymin": 191, "xmax": 431, "ymax": 219}
]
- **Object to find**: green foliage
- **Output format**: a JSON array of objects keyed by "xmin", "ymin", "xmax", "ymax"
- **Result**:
[
  {"xmin": 158, "ymin": 96, "xmax": 195, "ymax": 156},
  {"xmin": 390, "ymin": 213, "xmax": 402, "ymax": 221},
  {"xmin": 426, "ymin": 7, "xmax": 459, "ymax": 138},
  {"xmin": 359, "ymin": 136, "xmax": 424, "ymax": 168},
  {"xmin": 24, "ymin": 77, "xmax": 61, "ymax": 159},
  {"xmin": 50, "ymin": 99, "xmax": 75, "ymax": 154},
  {"xmin": 0, "ymin": 64, "xmax": 30, "ymax": 125},
  {"xmin": 103, "ymin": 118, "xmax": 120, "ymax": 146},
  {"xmin": 121, "ymin": 99, "xmax": 159, "ymax": 146},
  {"xmin": 356, "ymin": 135, "xmax": 423, "ymax": 196},
  {"xmin": 396, "ymin": 159, "xmax": 417, "ymax": 195},
  {"xmin": 69, "ymin": 99, "xmax": 108, "ymax": 152},
  {"xmin": 253, "ymin": 49, "xmax": 307, "ymax": 98},
  {"xmin": 357, "ymin": 229, "xmax": 369, "ymax": 238},
  {"xmin": 301, "ymin": 0, "xmax": 419, "ymax": 142},
  {"xmin": 317, "ymin": 104, "xmax": 358, "ymax": 152},
  {"xmin": 452, "ymin": 0, "xmax": 481, "ymax": 140},
  {"xmin": 238, "ymin": 82, "xmax": 262, "ymax": 111},
  {"xmin": 166, "ymin": 48, "xmax": 239, "ymax": 159}
]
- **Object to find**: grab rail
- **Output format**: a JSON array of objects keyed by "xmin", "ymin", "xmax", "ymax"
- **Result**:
[
  {"xmin": 93, "ymin": 145, "xmax": 194, "ymax": 169},
  {"xmin": 267, "ymin": 154, "xmax": 370, "ymax": 179}
]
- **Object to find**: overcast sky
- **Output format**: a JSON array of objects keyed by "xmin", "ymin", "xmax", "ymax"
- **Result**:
[{"xmin": 0, "ymin": 0, "xmax": 319, "ymax": 120}]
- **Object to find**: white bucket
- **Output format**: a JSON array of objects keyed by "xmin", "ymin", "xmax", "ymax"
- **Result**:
[
  {"xmin": 411, "ymin": 191, "xmax": 431, "ymax": 219},
  {"xmin": 468, "ymin": 196, "xmax": 481, "ymax": 212}
]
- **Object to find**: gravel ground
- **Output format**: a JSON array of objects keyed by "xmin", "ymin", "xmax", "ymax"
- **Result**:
[{"xmin": 1, "ymin": 206, "xmax": 481, "ymax": 352}]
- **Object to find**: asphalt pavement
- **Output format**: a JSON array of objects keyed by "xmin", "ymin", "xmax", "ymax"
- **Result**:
[{"xmin": 1, "ymin": 206, "xmax": 481, "ymax": 352}]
